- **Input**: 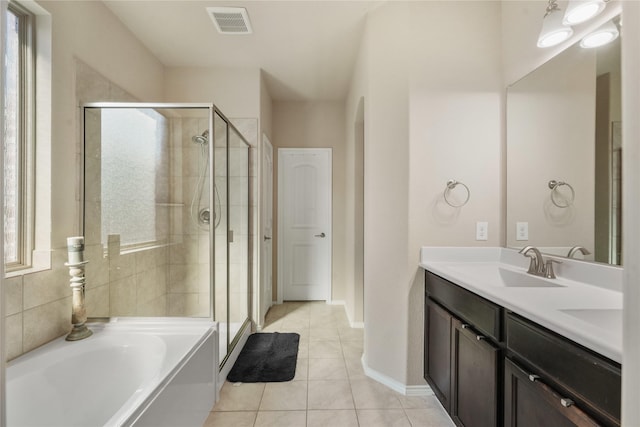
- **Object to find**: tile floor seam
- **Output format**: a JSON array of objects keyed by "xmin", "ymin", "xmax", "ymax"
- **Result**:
[
  {"xmin": 345, "ymin": 352, "xmax": 362, "ymax": 427},
  {"xmin": 205, "ymin": 302, "xmax": 454, "ymax": 426}
]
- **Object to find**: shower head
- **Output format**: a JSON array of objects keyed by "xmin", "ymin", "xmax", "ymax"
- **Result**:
[{"xmin": 192, "ymin": 130, "xmax": 209, "ymax": 145}]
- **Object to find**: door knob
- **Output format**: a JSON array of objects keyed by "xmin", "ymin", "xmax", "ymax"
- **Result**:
[
  {"xmin": 264, "ymin": 235, "xmax": 272, "ymax": 241},
  {"xmin": 314, "ymin": 232, "xmax": 326, "ymax": 238}
]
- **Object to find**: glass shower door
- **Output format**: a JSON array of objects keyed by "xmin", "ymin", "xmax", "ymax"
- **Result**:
[
  {"xmin": 83, "ymin": 103, "xmax": 252, "ymax": 370},
  {"xmin": 213, "ymin": 112, "xmax": 229, "ymax": 361},
  {"xmin": 227, "ymin": 126, "xmax": 250, "ymax": 353}
]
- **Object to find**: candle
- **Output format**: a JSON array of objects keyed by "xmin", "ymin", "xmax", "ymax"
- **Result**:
[{"xmin": 67, "ymin": 236, "xmax": 85, "ymax": 264}]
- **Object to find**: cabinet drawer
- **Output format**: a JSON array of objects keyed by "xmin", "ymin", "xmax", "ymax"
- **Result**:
[
  {"xmin": 506, "ymin": 312, "xmax": 620, "ymax": 426},
  {"xmin": 425, "ymin": 271, "xmax": 502, "ymax": 341},
  {"xmin": 504, "ymin": 358, "xmax": 601, "ymax": 427}
]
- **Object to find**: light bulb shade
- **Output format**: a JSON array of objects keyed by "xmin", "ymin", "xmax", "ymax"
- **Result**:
[
  {"xmin": 563, "ymin": 0, "xmax": 606, "ymax": 26},
  {"xmin": 538, "ymin": 8, "xmax": 574, "ymax": 48},
  {"xmin": 580, "ymin": 20, "xmax": 619, "ymax": 48}
]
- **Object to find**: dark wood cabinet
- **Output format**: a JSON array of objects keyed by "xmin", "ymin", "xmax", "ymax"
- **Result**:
[
  {"xmin": 452, "ymin": 318, "xmax": 500, "ymax": 427},
  {"xmin": 506, "ymin": 312, "xmax": 620, "ymax": 426},
  {"xmin": 424, "ymin": 294, "xmax": 500, "ymax": 427},
  {"xmin": 426, "ymin": 270, "xmax": 502, "ymax": 341},
  {"xmin": 504, "ymin": 358, "xmax": 600, "ymax": 427},
  {"xmin": 425, "ymin": 297, "xmax": 453, "ymax": 412},
  {"xmin": 424, "ymin": 270, "xmax": 621, "ymax": 427}
]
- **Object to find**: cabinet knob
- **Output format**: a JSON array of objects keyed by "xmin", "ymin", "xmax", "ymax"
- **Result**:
[
  {"xmin": 476, "ymin": 335, "xmax": 486, "ymax": 341},
  {"xmin": 528, "ymin": 374, "xmax": 540, "ymax": 382},
  {"xmin": 560, "ymin": 398, "xmax": 575, "ymax": 408},
  {"xmin": 461, "ymin": 324, "xmax": 471, "ymax": 329}
]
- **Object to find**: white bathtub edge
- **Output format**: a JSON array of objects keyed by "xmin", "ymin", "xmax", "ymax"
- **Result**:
[{"xmin": 124, "ymin": 326, "xmax": 218, "ymax": 427}]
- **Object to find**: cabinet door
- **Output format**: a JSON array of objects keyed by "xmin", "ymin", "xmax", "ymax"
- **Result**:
[
  {"xmin": 504, "ymin": 358, "xmax": 601, "ymax": 427},
  {"xmin": 451, "ymin": 318, "xmax": 500, "ymax": 427},
  {"xmin": 425, "ymin": 298, "xmax": 453, "ymax": 412}
]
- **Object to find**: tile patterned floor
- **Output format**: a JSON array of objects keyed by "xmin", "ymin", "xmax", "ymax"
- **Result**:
[{"xmin": 203, "ymin": 302, "xmax": 455, "ymax": 427}]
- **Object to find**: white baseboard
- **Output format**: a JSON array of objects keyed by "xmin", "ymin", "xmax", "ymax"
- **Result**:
[
  {"xmin": 361, "ymin": 354, "xmax": 434, "ymax": 396},
  {"xmin": 327, "ymin": 300, "xmax": 365, "ymax": 329},
  {"xmin": 405, "ymin": 385, "xmax": 434, "ymax": 396}
]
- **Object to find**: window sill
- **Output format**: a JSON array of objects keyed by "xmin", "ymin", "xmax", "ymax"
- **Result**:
[{"xmin": 5, "ymin": 249, "xmax": 51, "ymax": 278}]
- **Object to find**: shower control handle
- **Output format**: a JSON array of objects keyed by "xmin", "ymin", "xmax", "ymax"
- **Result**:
[{"xmin": 314, "ymin": 232, "xmax": 326, "ymax": 238}]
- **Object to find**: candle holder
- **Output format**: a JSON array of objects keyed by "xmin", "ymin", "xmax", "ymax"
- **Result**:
[{"xmin": 65, "ymin": 237, "xmax": 92, "ymax": 341}]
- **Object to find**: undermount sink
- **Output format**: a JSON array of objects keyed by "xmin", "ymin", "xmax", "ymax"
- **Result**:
[
  {"xmin": 443, "ymin": 263, "xmax": 567, "ymax": 288},
  {"xmin": 559, "ymin": 308, "xmax": 622, "ymax": 330},
  {"xmin": 497, "ymin": 268, "xmax": 566, "ymax": 288}
]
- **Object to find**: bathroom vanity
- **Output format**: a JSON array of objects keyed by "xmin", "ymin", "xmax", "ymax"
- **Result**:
[{"xmin": 420, "ymin": 247, "xmax": 622, "ymax": 427}]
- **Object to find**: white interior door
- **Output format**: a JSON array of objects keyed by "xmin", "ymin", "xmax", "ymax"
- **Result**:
[
  {"xmin": 278, "ymin": 148, "xmax": 332, "ymax": 301},
  {"xmin": 261, "ymin": 135, "xmax": 274, "ymax": 318}
]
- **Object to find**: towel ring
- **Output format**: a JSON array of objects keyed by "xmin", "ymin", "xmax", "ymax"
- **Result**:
[
  {"xmin": 444, "ymin": 179, "xmax": 470, "ymax": 208},
  {"xmin": 548, "ymin": 180, "xmax": 575, "ymax": 208}
]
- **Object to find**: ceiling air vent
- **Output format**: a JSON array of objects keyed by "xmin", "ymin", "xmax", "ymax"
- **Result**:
[{"xmin": 207, "ymin": 7, "xmax": 253, "ymax": 35}]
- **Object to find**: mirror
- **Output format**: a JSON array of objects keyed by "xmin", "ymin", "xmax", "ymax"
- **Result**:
[{"xmin": 506, "ymin": 23, "xmax": 621, "ymax": 265}]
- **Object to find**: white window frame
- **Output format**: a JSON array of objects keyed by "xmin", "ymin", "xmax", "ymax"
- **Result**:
[
  {"xmin": 4, "ymin": 1, "xmax": 35, "ymax": 272},
  {"xmin": 4, "ymin": 0, "xmax": 51, "ymax": 278}
]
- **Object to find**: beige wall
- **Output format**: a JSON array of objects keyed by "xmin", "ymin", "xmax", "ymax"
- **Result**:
[
  {"xmin": 360, "ymin": 3, "xmax": 412, "ymax": 385},
  {"xmin": 344, "ymin": 23, "xmax": 369, "ymax": 328},
  {"xmin": 164, "ymin": 67, "xmax": 260, "ymax": 119},
  {"xmin": 260, "ymin": 71, "xmax": 274, "ymax": 142},
  {"xmin": 347, "ymin": 1, "xmax": 503, "ymax": 387},
  {"xmin": 407, "ymin": 1, "xmax": 503, "ymax": 384},
  {"xmin": 5, "ymin": 0, "xmax": 165, "ymax": 360},
  {"xmin": 271, "ymin": 101, "xmax": 347, "ymax": 304}
]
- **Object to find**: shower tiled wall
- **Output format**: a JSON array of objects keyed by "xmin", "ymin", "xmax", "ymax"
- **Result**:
[{"xmin": 168, "ymin": 117, "xmax": 211, "ymax": 317}]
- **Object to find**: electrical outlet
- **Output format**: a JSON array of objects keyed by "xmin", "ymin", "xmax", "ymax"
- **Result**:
[
  {"xmin": 476, "ymin": 222, "xmax": 488, "ymax": 241},
  {"xmin": 516, "ymin": 222, "xmax": 529, "ymax": 241}
]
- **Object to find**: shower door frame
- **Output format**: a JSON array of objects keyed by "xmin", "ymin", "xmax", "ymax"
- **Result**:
[{"xmin": 81, "ymin": 102, "xmax": 252, "ymax": 369}]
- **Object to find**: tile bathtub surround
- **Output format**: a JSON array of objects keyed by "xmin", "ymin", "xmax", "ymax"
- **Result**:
[{"xmin": 203, "ymin": 301, "xmax": 454, "ymax": 427}]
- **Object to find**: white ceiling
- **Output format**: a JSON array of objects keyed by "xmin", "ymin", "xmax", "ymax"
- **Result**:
[{"xmin": 103, "ymin": 1, "xmax": 381, "ymax": 101}]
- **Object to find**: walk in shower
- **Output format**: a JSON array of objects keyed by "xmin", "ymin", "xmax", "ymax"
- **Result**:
[{"xmin": 82, "ymin": 103, "xmax": 251, "ymax": 366}]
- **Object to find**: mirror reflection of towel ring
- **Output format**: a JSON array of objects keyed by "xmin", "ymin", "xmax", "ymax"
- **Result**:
[
  {"xmin": 548, "ymin": 180, "xmax": 575, "ymax": 208},
  {"xmin": 444, "ymin": 179, "xmax": 470, "ymax": 208}
]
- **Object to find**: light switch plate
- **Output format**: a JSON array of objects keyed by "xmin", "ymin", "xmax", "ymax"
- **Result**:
[
  {"xmin": 516, "ymin": 222, "xmax": 529, "ymax": 241},
  {"xmin": 476, "ymin": 222, "xmax": 488, "ymax": 241}
]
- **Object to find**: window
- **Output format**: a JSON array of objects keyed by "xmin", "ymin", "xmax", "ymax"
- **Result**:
[
  {"xmin": 3, "ymin": 2, "xmax": 34, "ymax": 270},
  {"xmin": 100, "ymin": 108, "xmax": 169, "ymax": 249}
]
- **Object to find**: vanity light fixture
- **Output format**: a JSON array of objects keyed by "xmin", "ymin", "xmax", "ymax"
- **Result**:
[
  {"xmin": 563, "ymin": 0, "xmax": 607, "ymax": 26},
  {"xmin": 580, "ymin": 20, "xmax": 619, "ymax": 48},
  {"xmin": 537, "ymin": 0, "xmax": 574, "ymax": 48}
]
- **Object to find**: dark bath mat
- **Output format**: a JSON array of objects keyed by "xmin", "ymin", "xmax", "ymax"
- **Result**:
[{"xmin": 227, "ymin": 332, "xmax": 300, "ymax": 383}]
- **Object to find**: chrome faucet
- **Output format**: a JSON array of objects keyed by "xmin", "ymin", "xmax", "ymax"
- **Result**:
[
  {"xmin": 519, "ymin": 246, "xmax": 544, "ymax": 275},
  {"xmin": 567, "ymin": 246, "xmax": 591, "ymax": 259},
  {"xmin": 519, "ymin": 246, "xmax": 562, "ymax": 279}
]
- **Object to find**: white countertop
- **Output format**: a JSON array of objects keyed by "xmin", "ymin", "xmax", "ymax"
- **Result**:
[{"xmin": 419, "ymin": 247, "xmax": 623, "ymax": 363}]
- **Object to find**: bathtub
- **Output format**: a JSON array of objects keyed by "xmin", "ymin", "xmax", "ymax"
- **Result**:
[{"xmin": 6, "ymin": 318, "xmax": 218, "ymax": 427}]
